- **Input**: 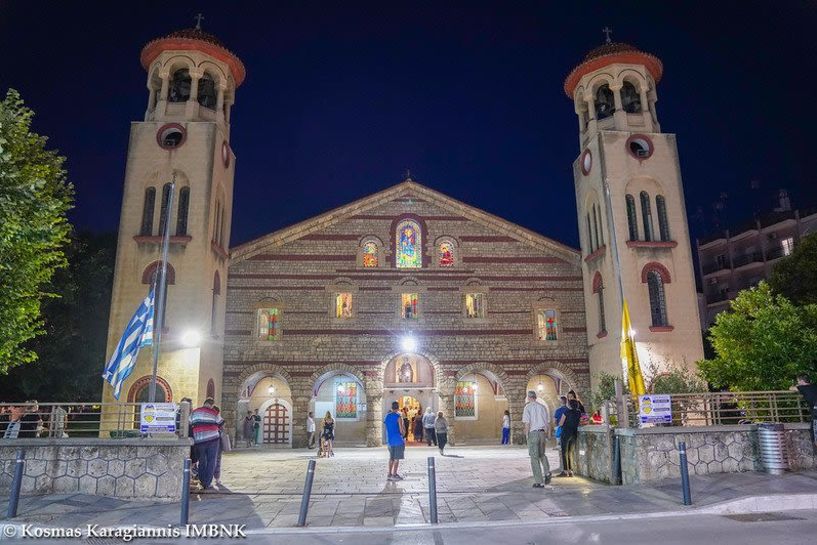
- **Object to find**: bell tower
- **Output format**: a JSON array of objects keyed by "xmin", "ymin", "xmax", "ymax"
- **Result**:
[
  {"xmin": 102, "ymin": 20, "xmax": 245, "ymax": 407},
  {"xmin": 566, "ymin": 33, "xmax": 703, "ymax": 386}
]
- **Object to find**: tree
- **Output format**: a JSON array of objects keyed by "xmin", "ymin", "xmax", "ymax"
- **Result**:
[
  {"xmin": 0, "ymin": 232, "xmax": 116, "ymax": 401},
  {"xmin": 769, "ymin": 233, "xmax": 817, "ymax": 305},
  {"xmin": 698, "ymin": 282, "xmax": 817, "ymax": 391},
  {"xmin": 646, "ymin": 361, "xmax": 707, "ymax": 395},
  {"xmin": 0, "ymin": 89, "xmax": 74, "ymax": 374}
]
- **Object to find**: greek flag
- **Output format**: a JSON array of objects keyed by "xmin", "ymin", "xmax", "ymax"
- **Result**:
[{"xmin": 102, "ymin": 289, "xmax": 155, "ymax": 399}]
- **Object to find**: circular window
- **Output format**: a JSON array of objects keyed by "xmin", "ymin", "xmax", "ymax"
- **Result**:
[
  {"xmin": 156, "ymin": 123, "xmax": 186, "ymax": 149},
  {"xmin": 626, "ymin": 134, "xmax": 654, "ymax": 160},
  {"xmin": 580, "ymin": 149, "xmax": 592, "ymax": 175},
  {"xmin": 221, "ymin": 141, "xmax": 231, "ymax": 168}
]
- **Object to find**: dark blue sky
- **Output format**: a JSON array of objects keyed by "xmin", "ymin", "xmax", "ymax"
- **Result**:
[{"xmin": 2, "ymin": 1, "xmax": 815, "ymax": 248}]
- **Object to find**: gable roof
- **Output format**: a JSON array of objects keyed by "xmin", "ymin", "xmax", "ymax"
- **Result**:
[{"xmin": 229, "ymin": 180, "xmax": 580, "ymax": 264}]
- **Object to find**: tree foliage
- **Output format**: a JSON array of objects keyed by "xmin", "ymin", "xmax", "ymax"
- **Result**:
[
  {"xmin": 698, "ymin": 282, "xmax": 817, "ymax": 391},
  {"xmin": 646, "ymin": 361, "xmax": 707, "ymax": 395},
  {"xmin": 0, "ymin": 89, "xmax": 74, "ymax": 373},
  {"xmin": 0, "ymin": 232, "xmax": 116, "ymax": 401},
  {"xmin": 769, "ymin": 233, "xmax": 817, "ymax": 306}
]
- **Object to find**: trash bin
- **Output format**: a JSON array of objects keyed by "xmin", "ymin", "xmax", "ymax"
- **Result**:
[{"xmin": 757, "ymin": 423, "xmax": 788, "ymax": 474}]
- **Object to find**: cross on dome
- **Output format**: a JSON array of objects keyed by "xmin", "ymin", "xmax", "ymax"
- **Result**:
[
  {"xmin": 602, "ymin": 26, "xmax": 613, "ymax": 43},
  {"xmin": 194, "ymin": 13, "xmax": 205, "ymax": 30}
]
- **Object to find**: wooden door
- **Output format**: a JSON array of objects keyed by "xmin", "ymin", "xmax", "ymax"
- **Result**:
[{"xmin": 263, "ymin": 403, "xmax": 289, "ymax": 444}]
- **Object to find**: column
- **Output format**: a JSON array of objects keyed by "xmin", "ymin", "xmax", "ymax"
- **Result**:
[
  {"xmin": 365, "ymin": 393, "xmax": 383, "ymax": 447},
  {"xmin": 185, "ymin": 70, "xmax": 201, "ymax": 118},
  {"xmin": 611, "ymin": 84, "xmax": 626, "ymax": 127},
  {"xmin": 157, "ymin": 73, "xmax": 170, "ymax": 117},
  {"xmin": 216, "ymin": 85, "xmax": 226, "ymax": 124},
  {"xmin": 584, "ymin": 94, "xmax": 597, "ymax": 135},
  {"xmin": 145, "ymin": 85, "xmax": 156, "ymax": 121},
  {"xmin": 291, "ymin": 393, "xmax": 311, "ymax": 448}
]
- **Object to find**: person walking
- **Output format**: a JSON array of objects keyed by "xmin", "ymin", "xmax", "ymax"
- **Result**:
[
  {"xmin": 384, "ymin": 401, "xmax": 406, "ymax": 480},
  {"xmin": 522, "ymin": 390, "xmax": 551, "ymax": 488},
  {"xmin": 0, "ymin": 403, "xmax": 40, "ymax": 439},
  {"xmin": 401, "ymin": 408, "xmax": 410, "ymax": 440},
  {"xmin": 190, "ymin": 398, "xmax": 224, "ymax": 491},
  {"xmin": 307, "ymin": 411, "xmax": 316, "ymax": 449},
  {"xmin": 413, "ymin": 412, "xmax": 424, "ymax": 444},
  {"xmin": 242, "ymin": 411, "xmax": 254, "ymax": 448},
  {"xmin": 320, "ymin": 411, "xmax": 335, "ymax": 457},
  {"xmin": 422, "ymin": 407, "xmax": 437, "ymax": 446},
  {"xmin": 501, "ymin": 409, "xmax": 511, "ymax": 445},
  {"xmin": 558, "ymin": 399, "xmax": 582, "ymax": 477},
  {"xmin": 252, "ymin": 409, "xmax": 262, "ymax": 446},
  {"xmin": 567, "ymin": 390, "xmax": 586, "ymax": 415},
  {"xmin": 434, "ymin": 411, "xmax": 449, "ymax": 455}
]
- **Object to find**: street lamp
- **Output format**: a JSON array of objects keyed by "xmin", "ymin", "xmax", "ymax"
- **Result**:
[
  {"xmin": 401, "ymin": 336, "xmax": 417, "ymax": 352},
  {"xmin": 268, "ymin": 385, "xmax": 275, "ymax": 395},
  {"xmin": 180, "ymin": 329, "xmax": 202, "ymax": 348}
]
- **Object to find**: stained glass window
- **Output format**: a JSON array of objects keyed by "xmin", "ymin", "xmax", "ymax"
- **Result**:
[
  {"xmin": 401, "ymin": 293, "xmax": 419, "ymax": 319},
  {"xmin": 396, "ymin": 220, "xmax": 422, "ymax": 268},
  {"xmin": 626, "ymin": 194, "xmax": 638, "ymax": 241},
  {"xmin": 465, "ymin": 293, "xmax": 486, "ymax": 318},
  {"xmin": 439, "ymin": 241, "xmax": 455, "ymax": 267},
  {"xmin": 656, "ymin": 195, "xmax": 670, "ymax": 242},
  {"xmin": 455, "ymin": 380, "xmax": 477, "ymax": 418},
  {"xmin": 335, "ymin": 293, "xmax": 353, "ymax": 319},
  {"xmin": 258, "ymin": 308, "xmax": 281, "ymax": 341},
  {"xmin": 647, "ymin": 271, "xmax": 668, "ymax": 326},
  {"xmin": 335, "ymin": 382, "xmax": 358, "ymax": 419},
  {"xmin": 362, "ymin": 242, "xmax": 378, "ymax": 268},
  {"xmin": 536, "ymin": 309, "xmax": 558, "ymax": 341}
]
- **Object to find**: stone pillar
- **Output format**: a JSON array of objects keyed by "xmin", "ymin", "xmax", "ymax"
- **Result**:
[
  {"xmin": 185, "ymin": 70, "xmax": 201, "ymax": 118},
  {"xmin": 584, "ymin": 94, "xmax": 597, "ymax": 134},
  {"xmin": 157, "ymin": 72, "xmax": 169, "ymax": 117},
  {"xmin": 216, "ymin": 85, "xmax": 226, "ymax": 124},
  {"xmin": 611, "ymin": 84, "xmax": 625, "ymax": 127},
  {"xmin": 291, "ymin": 393, "xmax": 311, "ymax": 448},
  {"xmin": 365, "ymin": 393, "xmax": 383, "ymax": 447},
  {"xmin": 145, "ymin": 85, "xmax": 156, "ymax": 121}
]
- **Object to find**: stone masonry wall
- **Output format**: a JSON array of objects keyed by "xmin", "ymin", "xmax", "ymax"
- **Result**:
[
  {"xmin": 576, "ymin": 425, "xmax": 615, "ymax": 483},
  {"xmin": 0, "ymin": 439, "xmax": 190, "ymax": 500},
  {"xmin": 223, "ymin": 186, "xmax": 591, "ymax": 447}
]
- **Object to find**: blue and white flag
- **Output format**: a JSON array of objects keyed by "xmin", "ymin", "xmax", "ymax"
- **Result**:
[{"xmin": 102, "ymin": 289, "xmax": 155, "ymax": 399}]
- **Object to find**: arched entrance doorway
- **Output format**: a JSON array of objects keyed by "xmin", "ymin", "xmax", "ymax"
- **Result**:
[
  {"xmin": 311, "ymin": 371, "xmax": 367, "ymax": 447},
  {"xmin": 236, "ymin": 372, "xmax": 293, "ymax": 447},
  {"xmin": 383, "ymin": 353, "xmax": 436, "ymax": 445},
  {"xmin": 454, "ymin": 370, "xmax": 508, "ymax": 444}
]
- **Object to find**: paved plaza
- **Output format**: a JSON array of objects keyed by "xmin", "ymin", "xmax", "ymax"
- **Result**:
[{"xmin": 3, "ymin": 446, "xmax": 817, "ymax": 530}]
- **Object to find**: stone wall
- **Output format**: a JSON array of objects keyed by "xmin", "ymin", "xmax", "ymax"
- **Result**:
[
  {"xmin": 223, "ymin": 183, "xmax": 592, "ymax": 448},
  {"xmin": 575, "ymin": 425, "xmax": 615, "ymax": 483},
  {"xmin": 576, "ymin": 423, "xmax": 816, "ymax": 485},
  {"xmin": 0, "ymin": 438, "xmax": 191, "ymax": 500}
]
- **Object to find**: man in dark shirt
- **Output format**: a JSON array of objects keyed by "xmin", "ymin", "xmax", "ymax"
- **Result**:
[{"xmin": 794, "ymin": 374, "xmax": 817, "ymax": 444}]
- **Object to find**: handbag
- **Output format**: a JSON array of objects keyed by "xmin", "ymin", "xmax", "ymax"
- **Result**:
[{"xmin": 555, "ymin": 426, "xmax": 562, "ymax": 439}]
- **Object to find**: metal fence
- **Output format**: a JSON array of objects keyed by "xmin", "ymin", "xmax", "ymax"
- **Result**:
[
  {"xmin": 0, "ymin": 402, "xmax": 189, "ymax": 439},
  {"xmin": 619, "ymin": 390, "xmax": 811, "ymax": 428}
]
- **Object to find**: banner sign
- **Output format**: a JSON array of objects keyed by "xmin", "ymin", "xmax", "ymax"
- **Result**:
[
  {"xmin": 140, "ymin": 403, "xmax": 178, "ymax": 433},
  {"xmin": 639, "ymin": 394, "xmax": 672, "ymax": 425}
]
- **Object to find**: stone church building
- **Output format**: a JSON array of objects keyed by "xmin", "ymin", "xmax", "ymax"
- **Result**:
[{"xmin": 101, "ymin": 24, "xmax": 703, "ymax": 447}]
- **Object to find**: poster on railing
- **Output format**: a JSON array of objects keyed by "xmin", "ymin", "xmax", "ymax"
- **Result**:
[
  {"xmin": 140, "ymin": 403, "xmax": 178, "ymax": 433},
  {"xmin": 639, "ymin": 394, "xmax": 672, "ymax": 425}
]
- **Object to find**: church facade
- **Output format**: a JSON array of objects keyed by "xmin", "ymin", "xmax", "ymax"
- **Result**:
[{"xmin": 101, "ymin": 24, "xmax": 703, "ymax": 447}]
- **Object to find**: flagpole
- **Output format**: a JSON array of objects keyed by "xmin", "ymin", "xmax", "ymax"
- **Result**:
[{"xmin": 148, "ymin": 174, "xmax": 175, "ymax": 403}]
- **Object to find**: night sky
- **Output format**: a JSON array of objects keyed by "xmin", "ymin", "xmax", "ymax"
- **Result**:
[{"xmin": 1, "ymin": 1, "xmax": 816, "ymax": 249}]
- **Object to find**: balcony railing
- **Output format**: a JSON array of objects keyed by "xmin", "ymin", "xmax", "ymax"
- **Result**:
[
  {"xmin": 766, "ymin": 245, "xmax": 792, "ymax": 261},
  {"xmin": 702, "ymin": 261, "xmax": 730, "ymax": 275},
  {"xmin": 708, "ymin": 291, "xmax": 732, "ymax": 303},
  {"xmin": 732, "ymin": 252, "xmax": 763, "ymax": 268}
]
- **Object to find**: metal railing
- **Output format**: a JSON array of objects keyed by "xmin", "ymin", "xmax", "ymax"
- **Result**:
[
  {"xmin": 732, "ymin": 252, "xmax": 764, "ymax": 268},
  {"xmin": 702, "ymin": 261, "xmax": 730, "ymax": 275},
  {"xmin": 621, "ymin": 390, "xmax": 810, "ymax": 428},
  {"xmin": 0, "ymin": 402, "xmax": 189, "ymax": 439}
]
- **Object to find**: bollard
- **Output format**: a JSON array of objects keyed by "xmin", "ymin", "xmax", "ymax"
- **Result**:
[
  {"xmin": 7, "ymin": 449, "xmax": 25, "ymax": 518},
  {"xmin": 180, "ymin": 458, "xmax": 191, "ymax": 525},
  {"xmin": 297, "ymin": 459, "xmax": 316, "ymax": 527},
  {"xmin": 427, "ymin": 456, "xmax": 438, "ymax": 524},
  {"xmin": 678, "ymin": 441, "xmax": 692, "ymax": 506}
]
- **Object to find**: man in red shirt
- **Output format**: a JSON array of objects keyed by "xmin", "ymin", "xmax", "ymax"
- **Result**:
[{"xmin": 190, "ymin": 398, "xmax": 223, "ymax": 490}]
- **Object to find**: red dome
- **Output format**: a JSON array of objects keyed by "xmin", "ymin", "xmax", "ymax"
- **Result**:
[
  {"xmin": 140, "ymin": 27, "xmax": 246, "ymax": 87},
  {"xmin": 564, "ymin": 41, "xmax": 662, "ymax": 99}
]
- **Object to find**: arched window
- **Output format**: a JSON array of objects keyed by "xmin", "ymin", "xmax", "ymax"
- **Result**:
[
  {"xmin": 142, "ymin": 262, "xmax": 174, "ymax": 328},
  {"xmin": 140, "ymin": 187, "xmax": 156, "ymax": 236},
  {"xmin": 176, "ymin": 187, "xmax": 190, "ymax": 236},
  {"xmin": 536, "ymin": 309, "xmax": 558, "ymax": 341},
  {"xmin": 396, "ymin": 219, "xmax": 422, "ymax": 268},
  {"xmin": 592, "ymin": 273, "xmax": 606, "ymax": 334},
  {"xmin": 656, "ymin": 195, "xmax": 671, "ymax": 242},
  {"xmin": 362, "ymin": 241, "xmax": 378, "ymax": 268},
  {"xmin": 197, "ymin": 73, "xmax": 217, "ymax": 109},
  {"xmin": 128, "ymin": 376, "xmax": 172, "ymax": 403},
  {"xmin": 335, "ymin": 292, "xmax": 353, "ymax": 319},
  {"xmin": 640, "ymin": 191, "xmax": 654, "ymax": 242},
  {"xmin": 621, "ymin": 81, "xmax": 642, "ymax": 113},
  {"xmin": 438, "ymin": 241, "xmax": 455, "ymax": 267},
  {"xmin": 626, "ymin": 194, "xmax": 639, "ymax": 241},
  {"xmin": 647, "ymin": 271, "xmax": 668, "ymax": 327},
  {"xmin": 158, "ymin": 183, "xmax": 172, "ymax": 236},
  {"xmin": 257, "ymin": 306, "xmax": 282, "ymax": 341},
  {"xmin": 168, "ymin": 69, "xmax": 191, "ymax": 103},
  {"xmin": 586, "ymin": 213, "xmax": 594, "ymax": 252},
  {"xmin": 593, "ymin": 204, "xmax": 604, "ymax": 247},
  {"xmin": 211, "ymin": 271, "xmax": 220, "ymax": 336},
  {"xmin": 595, "ymin": 84, "xmax": 614, "ymax": 120}
]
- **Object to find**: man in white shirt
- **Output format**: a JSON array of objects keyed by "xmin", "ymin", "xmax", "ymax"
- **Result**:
[
  {"xmin": 306, "ymin": 412, "xmax": 316, "ymax": 449},
  {"xmin": 522, "ymin": 390, "xmax": 551, "ymax": 488}
]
